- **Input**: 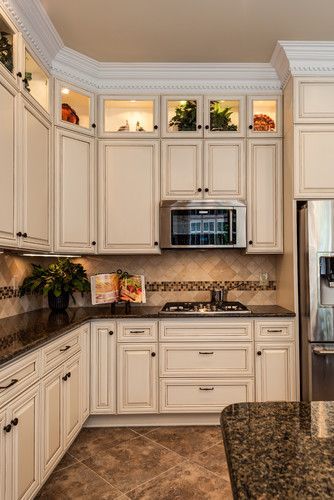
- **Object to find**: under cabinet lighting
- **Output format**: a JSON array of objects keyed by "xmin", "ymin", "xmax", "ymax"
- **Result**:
[
  {"xmin": 61, "ymin": 88, "xmax": 70, "ymax": 95},
  {"xmin": 22, "ymin": 253, "xmax": 82, "ymax": 258},
  {"xmin": 130, "ymin": 100, "xmax": 136, "ymax": 102}
]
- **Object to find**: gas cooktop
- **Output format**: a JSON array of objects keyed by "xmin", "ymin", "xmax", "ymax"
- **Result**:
[{"xmin": 159, "ymin": 301, "xmax": 250, "ymax": 315}]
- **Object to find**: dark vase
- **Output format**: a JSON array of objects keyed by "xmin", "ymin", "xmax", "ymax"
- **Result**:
[{"xmin": 48, "ymin": 291, "xmax": 70, "ymax": 311}]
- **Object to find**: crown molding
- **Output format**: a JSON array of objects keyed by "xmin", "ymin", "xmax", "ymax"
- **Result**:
[{"xmin": 272, "ymin": 41, "xmax": 334, "ymax": 87}]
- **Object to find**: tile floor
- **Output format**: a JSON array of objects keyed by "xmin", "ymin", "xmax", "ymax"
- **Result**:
[{"xmin": 36, "ymin": 426, "xmax": 233, "ymax": 499}]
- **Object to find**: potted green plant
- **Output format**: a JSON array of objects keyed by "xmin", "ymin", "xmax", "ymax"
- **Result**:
[
  {"xmin": 169, "ymin": 100, "xmax": 197, "ymax": 131},
  {"xmin": 210, "ymin": 102, "xmax": 238, "ymax": 131},
  {"xmin": 20, "ymin": 258, "xmax": 90, "ymax": 311}
]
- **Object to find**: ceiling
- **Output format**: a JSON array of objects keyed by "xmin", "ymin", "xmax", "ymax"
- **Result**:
[{"xmin": 40, "ymin": 0, "xmax": 334, "ymax": 63}]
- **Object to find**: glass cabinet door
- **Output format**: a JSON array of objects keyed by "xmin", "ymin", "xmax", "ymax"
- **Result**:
[
  {"xmin": 0, "ymin": 10, "xmax": 17, "ymax": 83},
  {"xmin": 57, "ymin": 81, "xmax": 94, "ymax": 133},
  {"xmin": 100, "ymin": 96, "xmax": 159, "ymax": 137},
  {"xmin": 248, "ymin": 96, "xmax": 282, "ymax": 137},
  {"xmin": 204, "ymin": 96, "xmax": 245, "ymax": 137},
  {"xmin": 24, "ymin": 50, "xmax": 50, "ymax": 113},
  {"xmin": 161, "ymin": 96, "xmax": 203, "ymax": 137}
]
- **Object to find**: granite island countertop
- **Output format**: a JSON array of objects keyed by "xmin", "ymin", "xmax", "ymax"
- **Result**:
[
  {"xmin": 0, "ymin": 304, "xmax": 295, "ymax": 367},
  {"xmin": 221, "ymin": 401, "xmax": 334, "ymax": 499}
]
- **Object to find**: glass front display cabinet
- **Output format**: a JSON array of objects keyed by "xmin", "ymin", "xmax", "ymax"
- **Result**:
[
  {"xmin": 0, "ymin": 10, "xmax": 17, "ymax": 83},
  {"xmin": 248, "ymin": 96, "xmax": 282, "ymax": 137},
  {"xmin": 24, "ymin": 49, "xmax": 50, "ymax": 112},
  {"xmin": 162, "ymin": 96, "xmax": 203, "ymax": 137},
  {"xmin": 100, "ymin": 96, "xmax": 159, "ymax": 137},
  {"xmin": 204, "ymin": 96, "xmax": 245, "ymax": 137},
  {"xmin": 57, "ymin": 82, "xmax": 94, "ymax": 133}
]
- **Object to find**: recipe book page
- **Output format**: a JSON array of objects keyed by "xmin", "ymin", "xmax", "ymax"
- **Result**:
[{"xmin": 91, "ymin": 273, "xmax": 146, "ymax": 305}]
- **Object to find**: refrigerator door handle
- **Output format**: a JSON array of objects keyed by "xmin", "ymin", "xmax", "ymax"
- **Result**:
[{"xmin": 313, "ymin": 347, "xmax": 334, "ymax": 355}]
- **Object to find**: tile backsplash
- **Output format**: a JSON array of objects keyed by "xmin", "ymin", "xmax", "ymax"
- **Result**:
[{"xmin": 0, "ymin": 250, "xmax": 277, "ymax": 319}]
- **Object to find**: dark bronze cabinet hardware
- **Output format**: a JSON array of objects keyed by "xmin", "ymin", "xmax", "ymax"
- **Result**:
[
  {"xmin": 92, "ymin": 241, "xmax": 96, "ymax": 246},
  {"xmin": 62, "ymin": 374, "xmax": 68, "ymax": 381},
  {"xmin": 16, "ymin": 72, "xmax": 22, "ymax": 78},
  {"xmin": 197, "ymin": 124, "xmax": 202, "ymax": 129},
  {"xmin": 92, "ymin": 123, "xmax": 96, "ymax": 128},
  {"xmin": 248, "ymin": 240, "xmax": 253, "ymax": 245},
  {"xmin": 130, "ymin": 330, "xmax": 145, "ymax": 334},
  {"xmin": 249, "ymin": 125, "xmax": 253, "ymax": 129},
  {"xmin": 199, "ymin": 351, "xmax": 214, "ymax": 355},
  {"xmin": 11, "ymin": 418, "xmax": 18, "ymax": 426},
  {"xmin": 3, "ymin": 424, "xmax": 11, "ymax": 433},
  {"xmin": 22, "ymin": 233, "xmax": 27, "ymax": 238},
  {"xmin": 59, "ymin": 345, "xmax": 71, "ymax": 352},
  {"xmin": 199, "ymin": 387, "xmax": 214, "ymax": 391},
  {"xmin": 154, "ymin": 125, "xmax": 158, "ymax": 130},
  {"xmin": 154, "ymin": 241, "xmax": 159, "ymax": 246},
  {"xmin": 151, "ymin": 352, "xmax": 156, "ymax": 357},
  {"xmin": 16, "ymin": 231, "xmax": 22, "ymax": 237},
  {"xmin": 197, "ymin": 188, "xmax": 202, "ymax": 192},
  {"xmin": 0, "ymin": 378, "xmax": 18, "ymax": 390},
  {"xmin": 267, "ymin": 329, "xmax": 283, "ymax": 333},
  {"xmin": 109, "ymin": 330, "xmax": 114, "ymax": 335},
  {"xmin": 257, "ymin": 351, "xmax": 262, "ymax": 356},
  {"xmin": 205, "ymin": 125, "xmax": 209, "ymax": 129},
  {"xmin": 204, "ymin": 188, "xmax": 209, "ymax": 192}
]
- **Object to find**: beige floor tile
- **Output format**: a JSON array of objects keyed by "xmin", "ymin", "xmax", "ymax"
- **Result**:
[{"xmin": 191, "ymin": 442, "xmax": 230, "ymax": 482}]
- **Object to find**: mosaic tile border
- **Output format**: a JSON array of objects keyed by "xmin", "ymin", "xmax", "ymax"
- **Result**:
[
  {"xmin": 145, "ymin": 280, "xmax": 276, "ymax": 292},
  {"xmin": 0, "ymin": 286, "xmax": 20, "ymax": 300}
]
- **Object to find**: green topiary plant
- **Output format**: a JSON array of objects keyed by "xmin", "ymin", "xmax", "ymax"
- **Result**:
[
  {"xmin": 20, "ymin": 258, "xmax": 90, "ymax": 310},
  {"xmin": 169, "ymin": 100, "xmax": 197, "ymax": 131},
  {"xmin": 210, "ymin": 102, "xmax": 238, "ymax": 131}
]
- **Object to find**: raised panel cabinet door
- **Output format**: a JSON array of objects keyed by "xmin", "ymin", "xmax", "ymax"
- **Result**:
[
  {"xmin": 294, "ymin": 78, "xmax": 334, "ymax": 123},
  {"xmin": 20, "ymin": 97, "xmax": 52, "ymax": 250},
  {"xmin": 161, "ymin": 140, "xmax": 203, "ymax": 199},
  {"xmin": 10, "ymin": 384, "xmax": 40, "ymax": 500},
  {"xmin": 117, "ymin": 343, "xmax": 158, "ymax": 414},
  {"xmin": 255, "ymin": 343, "xmax": 296, "ymax": 402},
  {"xmin": 204, "ymin": 139, "xmax": 246, "ymax": 199},
  {"xmin": 98, "ymin": 141, "xmax": 160, "ymax": 253},
  {"xmin": 90, "ymin": 322, "xmax": 116, "ymax": 414},
  {"xmin": 294, "ymin": 125, "xmax": 334, "ymax": 198},
  {"xmin": 40, "ymin": 365, "xmax": 64, "ymax": 480},
  {"xmin": 55, "ymin": 128, "xmax": 96, "ymax": 253},
  {"xmin": 0, "ymin": 76, "xmax": 18, "ymax": 248},
  {"xmin": 63, "ymin": 353, "xmax": 81, "ymax": 448},
  {"xmin": 247, "ymin": 139, "xmax": 283, "ymax": 253}
]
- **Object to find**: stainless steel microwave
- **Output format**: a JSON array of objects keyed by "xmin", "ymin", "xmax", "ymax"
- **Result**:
[{"xmin": 160, "ymin": 200, "xmax": 246, "ymax": 249}]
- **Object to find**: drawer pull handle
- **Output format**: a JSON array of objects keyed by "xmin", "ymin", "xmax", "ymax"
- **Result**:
[
  {"xmin": 314, "ymin": 348, "xmax": 334, "ymax": 356},
  {"xmin": 199, "ymin": 352, "xmax": 214, "ymax": 355},
  {"xmin": 130, "ymin": 330, "xmax": 146, "ymax": 334},
  {"xmin": 11, "ymin": 418, "xmax": 18, "ymax": 426},
  {"xmin": 60, "ymin": 345, "xmax": 71, "ymax": 352},
  {"xmin": 0, "ymin": 378, "xmax": 18, "ymax": 390},
  {"xmin": 199, "ymin": 387, "xmax": 214, "ymax": 391},
  {"xmin": 267, "ymin": 329, "xmax": 283, "ymax": 333}
]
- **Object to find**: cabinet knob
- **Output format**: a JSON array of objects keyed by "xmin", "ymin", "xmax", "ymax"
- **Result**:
[
  {"xmin": 62, "ymin": 375, "xmax": 68, "ymax": 381},
  {"xmin": 11, "ymin": 418, "xmax": 18, "ymax": 426},
  {"xmin": 92, "ymin": 241, "xmax": 96, "ymax": 246},
  {"xmin": 16, "ymin": 231, "xmax": 22, "ymax": 237},
  {"xmin": 154, "ymin": 241, "xmax": 159, "ymax": 246},
  {"xmin": 248, "ymin": 240, "xmax": 253, "ymax": 245},
  {"xmin": 109, "ymin": 330, "xmax": 114, "ymax": 335},
  {"xmin": 197, "ymin": 124, "xmax": 202, "ymax": 130},
  {"xmin": 22, "ymin": 233, "xmax": 27, "ymax": 238},
  {"xmin": 92, "ymin": 123, "xmax": 96, "ymax": 129},
  {"xmin": 67, "ymin": 372, "xmax": 71, "ymax": 378},
  {"xmin": 249, "ymin": 125, "xmax": 253, "ymax": 130},
  {"xmin": 205, "ymin": 188, "xmax": 209, "ymax": 192},
  {"xmin": 3, "ymin": 424, "xmax": 11, "ymax": 433},
  {"xmin": 151, "ymin": 352, "xmax": 156, "ymax": 357},
  {"xmin": 257, "ymin": 351, "xmax": 262, "ymax": 356},
  {"xmin": 197, "ymin": 188, "xmax": 202, "ymax": 192},
  {"xmin": 205, "ymin": 125, "xmax": 209, "ymax": 130},
  {"xmin": 154, "ymin": 125, "xmax": 158, "ymax": 130},
  {"xmin": 16, "ymin": 72, "xmax": 22, "ymax": 78}
]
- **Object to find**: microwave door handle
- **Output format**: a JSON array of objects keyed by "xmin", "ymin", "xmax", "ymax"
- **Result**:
[
  {"xmin": 313, "ymin": 347, "xmax": 334, "ymax": 355},
  {"xmin": 229, "ymin": 210, "xmax": 233, "ymax": 244}
]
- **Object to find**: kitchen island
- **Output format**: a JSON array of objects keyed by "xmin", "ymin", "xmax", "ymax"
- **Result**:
[{"xmin": 221, "ymin": 401, "xmax": 334, "ymax": 499}]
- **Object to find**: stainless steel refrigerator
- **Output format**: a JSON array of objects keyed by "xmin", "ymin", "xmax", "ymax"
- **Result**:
[{"xmin": 298, "ymin": 200, "xmax": 334, "ymax": 401}]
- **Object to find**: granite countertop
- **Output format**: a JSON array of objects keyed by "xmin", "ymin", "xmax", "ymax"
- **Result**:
[
  {"xmin": 0, "ymin": 304, "xmax": 295, "ymax": 367},
  {"xmin": 221, "ymin": 401, "xmax": 334, "ymax": 499}
]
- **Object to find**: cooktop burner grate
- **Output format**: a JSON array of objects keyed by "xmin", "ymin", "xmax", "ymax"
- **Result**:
[{"xmin": 159, "ymin": 301, "xmax": 250, "ymax": 314}]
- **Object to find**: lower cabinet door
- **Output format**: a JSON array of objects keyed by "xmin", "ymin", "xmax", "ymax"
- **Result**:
[
  {"xmin": 117, "ymin": 343, "xmax": 158, "ymax": 414},
  {"xmin": 0, "ymin": 409, "xmax": 7, "ymax": 500},
  {"xmin": 160, "ymin": 378, "xmax": 254, "ymax": 413},
  {"xmin": 40, "ymin": 365, "xmax": 64, "ymax": 480},
  {"xmin": 63, "ymin": 353, "xmax": 81, "ymax": 447},
  {"xmin": 10, "ymin": 384, "xmax": 40, "ymax": 500},
  {"xmin": 255, "ymin": 342, "xmax": 296, "ymax": 401}
]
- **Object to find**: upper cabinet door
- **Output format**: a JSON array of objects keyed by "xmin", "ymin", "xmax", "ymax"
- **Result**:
[
  {"xmin": 55, "ymin": 80, "xmax": 95, "ymax": 135},
  {"xmin": 98, "ymin": 140, "xmax": 160, "ymax": 254},
  {"xmin": 99, "ymin": 96, "xmax": 159, "ymax": 138},
  {"xmin": 294, "ymin": 78, "xmax": 334, "ymax": 123},
  {"xmin": 161, "ymin": 139, "xmax": 203, "ymax": 200},
  {"xmin": 22, "ymin": 47, "xmax": 51, "ymax": 117},
  {"xmin": 0, "ymin": 9, "xmax": 19, "ymax": 87},
  {"xmin": 204, "ymin": 96, "xmax": 245, "ymax": 137},
  {"xmin": 161, "ymin": 96, "xmax": 203, "ymax": 137},
  {"xmin": 55, "ymin": 128, "xmax": 96, "ymax": 253},
  {"xmin": 247, "ymin": 139, "xmax": 283, "ymax": 254},
  {"xmin": 204, "ymin": 139, "xmax": 246, "ymax": 200},
  {"xmin": 247, "ymin": 95, "xmax": 282, "ymax": 137},
  {"xmin": 0, "ymin": 75, "xmax": 18, "ymax": 248},
  {"xmin": 20, "ymin": 97, "xmax": 52, "ymax": 251}
]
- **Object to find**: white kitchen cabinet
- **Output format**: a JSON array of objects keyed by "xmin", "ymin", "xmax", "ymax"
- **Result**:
[
  {"xmin": 294, "ymin": 125, "xmax": 334, "ymax": 198},
  {"xmin": 293, "ymin": 77, "xmax": 334, "ymax": 123},
  {"xmin": 19, "ymin": 96, "xmax": 52, "ymax": 251},
  {"xmin": 203, "ymin": 139, "xmax": 245, "ymax": 199},
  {"xmin": 247, "ymin": 139, "xmax": 283, "ymax": 253},
  {"xmin": 255, "ymin": 342, "xmax": 296, "ymax": 402},
  {"xmin": 161, "ymin": 95, "xmax": 203, "ymax": 138},
  {"xmin": 55, "ymin": 128, "xmax": 96, "ymax": 253},
  {"xmin": 161, "ymin": 140, "xmax": 203, "ymax": 199},
  {"xmin": 247, "ymin": 95, "xmax": 282, "ymax": 137},
  {"xmin": 55, "ymin": 80, "xmax": 96, "ymax": 135},
  {"xmin": 204, "ymin": 96, "xmax": 246, "ymax": 137},
  {"xmin": 98, "ymin": 140, "xmax": 160, "ymax": 253},
  {"xmin": 80, "ymin": 324, "xmax": 90, "ymax": 422},
  {"xmin": 0, "ymin": 75, "xmax": 19, "ymax": 248},
  {"xmin": 117, "ymin": 343, "xmax": 158, "ymax": 414},
  {"xmin": 63, "ymin": 352, "xmax": 81, "ymax": 448},
  {"xmin": 90, "ymin": 322, "xmax": 116, "ymax": 414}
]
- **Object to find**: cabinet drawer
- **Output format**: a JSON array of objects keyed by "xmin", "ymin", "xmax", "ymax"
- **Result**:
[
  {"xmin": 159, "ymin": 343, "xmax": 253, "ymax": 377},
  {"xmin": 0, "ymin": 351, "xmax": 40, "ymax": 408},
  {"xmin": 160, "ymin": 378, "xmax": 254, "ymax": 413},
  {"xmin": 255, "ymin": 320, "xmax": 294, "ymax": 341},
  {"xmin": 117, "ymin": 320, "xmax": 158, "ymax": 342},
  {"xmin": 159, "ymin": 320, "xmax": 253, "ymax": 342},
  {"xmin": 41, "ymin": 329, "xmax": 81, "ymax": 375}
]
